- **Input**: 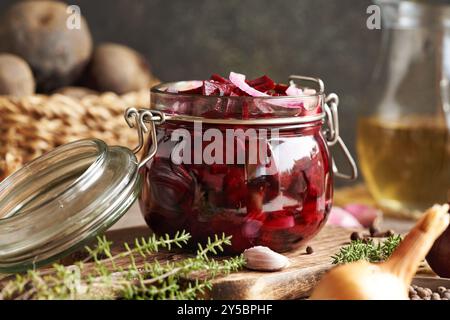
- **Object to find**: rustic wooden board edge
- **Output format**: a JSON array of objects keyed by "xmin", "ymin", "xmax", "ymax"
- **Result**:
[
  {"xmin": 209, "ymin": 226, "xmax": 354, "ymax": 300},
  {"xmin": 210, "ymin": 265, "xmax": 329, "ymax": 300}
]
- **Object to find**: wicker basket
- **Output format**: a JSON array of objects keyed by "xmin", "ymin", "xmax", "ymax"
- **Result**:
[{"xmin": 0, "ymin": 90, "xmax": 149, "ymax": 181}]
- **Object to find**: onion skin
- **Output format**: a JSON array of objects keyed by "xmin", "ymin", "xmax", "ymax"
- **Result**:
[
  {"xmin": 310, "ymin": 262, "xmax": 408, "ymax": 300},
  {"xmin": 311, "ymin": 204, "xmax": 450, "ymax": 300},
  {"xmin": 426, "ymin": 224, "xmax": 450, "ymax": 278}
]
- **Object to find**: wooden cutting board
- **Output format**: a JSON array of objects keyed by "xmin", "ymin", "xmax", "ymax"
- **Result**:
[{"xmin": 105, "ymin": 225, "xmax": 353, "ymax": 300}]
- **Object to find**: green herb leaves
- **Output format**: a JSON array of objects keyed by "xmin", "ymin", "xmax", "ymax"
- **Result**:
[
  {"xmin": 332, "ymin": 235, "xmax": 402, "ymax": 265},
  {"xmin": 0, "ymin": 232, "xmax": 245, "ymax": 300}
]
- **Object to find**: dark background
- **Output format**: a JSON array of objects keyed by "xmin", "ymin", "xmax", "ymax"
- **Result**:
[{"xmin": 0, "ymin": 0, "xmax": 382, "ymax": 185}]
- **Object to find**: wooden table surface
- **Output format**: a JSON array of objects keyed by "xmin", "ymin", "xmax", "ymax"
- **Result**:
[
  {"xmin": 107, "ymin": 196, "xmax": 421, "ymax": 300},
  {"xmin": 0, "ymin": 186, "xmax": 428, "ymax": 300}
]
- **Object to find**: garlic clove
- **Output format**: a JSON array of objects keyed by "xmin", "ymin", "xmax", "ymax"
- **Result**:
[{"xmin": 243, "ymin": 246, "xmax": 290, "ymax": 272}]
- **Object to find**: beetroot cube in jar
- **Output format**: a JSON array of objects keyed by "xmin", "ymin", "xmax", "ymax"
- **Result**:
[{"xmin": 139, "ymin": 73, "xmax": 357, "ymax": 254}]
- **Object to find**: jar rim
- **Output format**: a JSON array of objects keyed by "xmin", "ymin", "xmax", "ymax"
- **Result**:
[{"xmin": 150, "ymin": 80, "xmax": 326, "ymax": 122}]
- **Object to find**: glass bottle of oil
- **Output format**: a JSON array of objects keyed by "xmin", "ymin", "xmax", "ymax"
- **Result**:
[{"xmin": 358, "ymin": 0, "xmax": 450, "ymax": 218}]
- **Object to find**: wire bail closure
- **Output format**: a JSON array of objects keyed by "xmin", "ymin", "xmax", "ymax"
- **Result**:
[
  {"xmin": 289, "ymin": 75, "xmax": 357, "ymax": 180},
  {"xmin": 125, "ymin": 75, "xmax": 357, "ymax": 180},
  {"xmin": 323, "ymin": 93, "xmax": 358, "ymax": 180},
  {"xmin": 125, "ymin": 108, "xmax": 165, "ymax": 170}
]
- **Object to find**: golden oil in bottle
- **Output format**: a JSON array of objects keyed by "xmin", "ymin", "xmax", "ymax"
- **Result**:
[{"xmin": 357, "ymin": 116, "xmax": 450, "ymax": 218}]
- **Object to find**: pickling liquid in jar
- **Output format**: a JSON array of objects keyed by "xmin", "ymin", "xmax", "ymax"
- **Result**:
[
  {"xmin": 357, "ymin": 115, "xmax": 450, "ymax": 217},
  {"xmin": 137, "ymin": 74, "xmax": 354, "ymax": 254}
]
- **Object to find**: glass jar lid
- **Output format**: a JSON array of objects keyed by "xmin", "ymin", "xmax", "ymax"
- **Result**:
[{"xmin": 0, "ymin": 139, "xmax": 141, "ymax": 272}]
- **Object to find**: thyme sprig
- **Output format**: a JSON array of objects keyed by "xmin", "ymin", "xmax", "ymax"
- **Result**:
[
  {"xmin": 0, "ymin": 231, "xmax": 245, "ymax": 300},
  {"xmin": 332, "ymin": 235, "xmax": 402, "ymax": 265}
]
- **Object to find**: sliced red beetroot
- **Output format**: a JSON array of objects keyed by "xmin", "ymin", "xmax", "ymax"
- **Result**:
[
  {"xmin": 210, "ymin": 74, "xmax": 247, "ymax": 96},
  {"xmin": 232, "ymin": 87, "xmax": 248, "ymax": 97},
  {"xmin": 199, "ymin": 170, "xmax": 224, "ymax": 192},
  {"xmin": 273, "ymin": 83, "xmax": 289, "ymax": 95},
  {"xmin": 304, "ymin": 155, "xmax": 325, "ymax": 197},
  {"xmin": 263, "ymin": 211, "xmax": 295, "ymax": 229},
  {"xmin": 246, "ymin": 75, "xmax": 275, "ymax": 92},
  {"xmin": 223, "ymin": 167, "xmax": 248, "ymax": 209},
  {"xmin": 162, "ymin": 74, "xmax": 322, "ymax": 118},
  {"xmin": 282, "ymin": 156, "xmax": 312, "ymax": 199},
  {"xmin": 202, "ymin": 81, "xmax": 219, "ymax": 96},
  {"xmin": 248, "ymin": 174, "xmax": 280, "ymax": 203},
  {"xmin": 286, "ymin": 171, "xmax": 308, "ymax": 201},
  {"xmin": 268, "ymin": 84, "xmax": 289, "ymax": 96},
  {"xmin": 209, "ymin": 164, "xmax": 229, "ymax": 175},
  {"xmin": 327, "ymin": 207, "xmax": 363, "ymax": 228},
  {"xmin": 203, "ymin": 80, "xmax": 235, "ymax": 96}
]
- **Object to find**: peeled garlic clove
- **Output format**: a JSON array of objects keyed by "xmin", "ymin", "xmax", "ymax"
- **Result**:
[{"xmin": 243, "ymin": 246, "xmax": 290, "ymax": 272}]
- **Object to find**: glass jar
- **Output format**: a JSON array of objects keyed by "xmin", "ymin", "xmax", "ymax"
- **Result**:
[
  {"xmin": 139, "ymin": 77, "xmax": 357, "ymax": 253},
  {"xmin": 358, "ymin": 0, "xmax": 450, "ymax": 219},
  {"xmin": 0, "ymin": 75, "xmax": 356, "ymax": 272}
]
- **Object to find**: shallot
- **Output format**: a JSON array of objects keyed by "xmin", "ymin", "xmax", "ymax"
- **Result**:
[{"xmin": 311, "ymin": 204, "xmax": 450, "ymax": 300}]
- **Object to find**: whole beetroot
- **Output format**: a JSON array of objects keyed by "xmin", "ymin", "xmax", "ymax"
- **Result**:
[
  {"xmin": 83, "ymin": 43, "xmax": 154, "ymax": 94},
  {"xmin": 0, "ymin": 54, "xmax": 35, "ymax": 96},
  {"xmin": 0, "ymin": 0, "xmax": 93, "ymax": 92},
  {"xmin": 426, "ymin": 207, "xmax": 450, "ymax": 278}
]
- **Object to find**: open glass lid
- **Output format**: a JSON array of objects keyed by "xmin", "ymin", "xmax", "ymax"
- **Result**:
[{"xmin": 0, "ymin": 138, "xmax": 142, "ymax": 273}]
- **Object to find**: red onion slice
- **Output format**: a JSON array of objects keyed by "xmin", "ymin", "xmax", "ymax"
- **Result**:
[
  {"xmin": 229, "ymin": 72, "xmax": 270, "ymax": 97},
  {"xmin": 286, "ymin": 84, "xmax": 303, "ymax": 96},
  {"xmin": 327, "ymin": 207, "xmax": 364, "ymax": 228},
  {"xmin": 343, "ymin": 204, "xmax": 381, "ymax": 228}
]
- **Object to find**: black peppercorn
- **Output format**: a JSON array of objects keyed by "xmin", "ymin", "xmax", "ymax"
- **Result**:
[
  {"xmin": 350, "ymin": 232, "xmax": 361, "ymax": 241},
  {"xmin": 369, "ymin": 225, "xmax": 379, "ymax": 237},
  {"xmin": 384, "ymin": 230, "xmax": 395, "ymax": 237},
  {"xmin": 306, "ymin": 246, "xmax": 314, "ymax": 255}
]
